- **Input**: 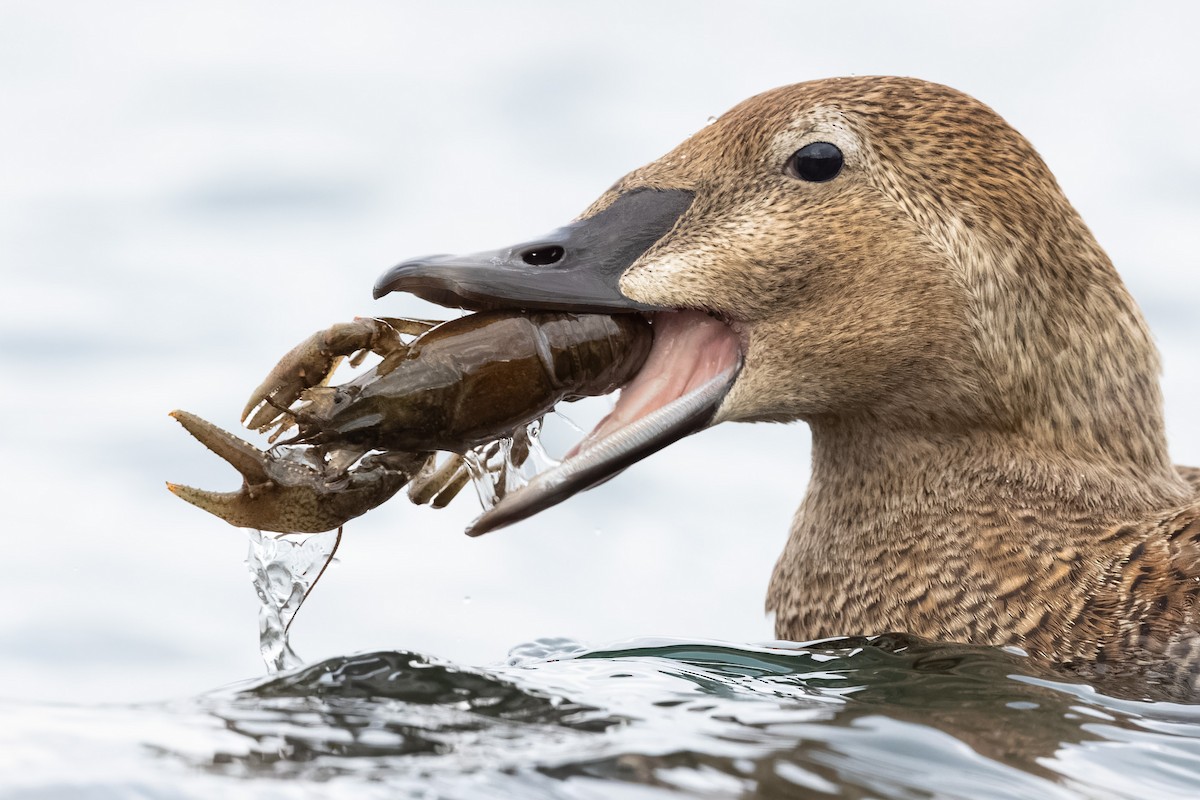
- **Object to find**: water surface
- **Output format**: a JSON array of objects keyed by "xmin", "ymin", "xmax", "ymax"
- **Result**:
[{"xmin": 7, "ymin": 636, "xmax": 1200, "ymax": 798}]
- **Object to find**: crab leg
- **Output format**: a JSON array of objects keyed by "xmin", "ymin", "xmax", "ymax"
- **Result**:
[
  {"xmin": 407, "ymin": 454, "xmax": 470, "ymax": 508},
  {"xmin": 241, "ymin": 317, "xmax": 439, "ymax": 433}
]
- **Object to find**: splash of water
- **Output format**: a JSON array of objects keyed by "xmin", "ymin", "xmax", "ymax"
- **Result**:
[
  {"xmin": 241, "ymin": 418, "xmax": 554, "ymax": 672},
  {"xmin": 244, "ymin": 528, "xmax": 342, "ymax": 673},
  {"xmin": 464, "ymin": 418, "xmax": 558, "ymax": 510}
]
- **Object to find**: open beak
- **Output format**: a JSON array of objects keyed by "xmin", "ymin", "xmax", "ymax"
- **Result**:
[{"xmin": 374, "ymin": 188, "xmax": 744, "ymax": 534}]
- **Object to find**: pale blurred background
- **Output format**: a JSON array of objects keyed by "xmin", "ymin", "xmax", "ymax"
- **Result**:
[{"xmin": 2, "ymin": 1, "xmax": 1197, "ymax": 704}]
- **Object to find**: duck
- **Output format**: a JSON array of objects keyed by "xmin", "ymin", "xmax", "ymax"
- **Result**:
[{"xmin": 374, "ymin": 76, "xmax": 1200, "ymax": 698}]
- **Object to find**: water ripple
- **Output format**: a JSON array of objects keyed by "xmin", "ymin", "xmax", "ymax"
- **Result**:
[{"xmin": 7, "ymin": 635, "xmax": 1198, "ymax": 798}]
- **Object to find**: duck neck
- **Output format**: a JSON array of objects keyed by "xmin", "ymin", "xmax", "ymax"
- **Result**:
[
  {"xmin": 768, "ymin": 416, "xmax": 1191, "ymax": 644},
  {"xmin": 804, "ymin": 418, "xmax": 1187, "ymax": 535}
]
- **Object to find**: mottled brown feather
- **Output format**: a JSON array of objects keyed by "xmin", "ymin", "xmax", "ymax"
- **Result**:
[{"xmin": 581, "ymin": 77, "xmax": 1199, "ymax": 698}]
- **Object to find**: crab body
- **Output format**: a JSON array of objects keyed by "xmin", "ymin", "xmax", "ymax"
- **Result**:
[{"xmin": 169, "ymin": 311, "xmax": 652, "ymax": 533}]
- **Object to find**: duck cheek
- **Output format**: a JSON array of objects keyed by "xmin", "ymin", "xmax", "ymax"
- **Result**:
[
  {"xmin": 707, "ymin": 319, "xmax": 884, "ymax": 423},
  {"xmin": 618, "ymin": 245, "xmax": 770, "ymax": 318},
  {"xmin": 617, "ymin": 254, "xmax": 712, "ymax": 311}
]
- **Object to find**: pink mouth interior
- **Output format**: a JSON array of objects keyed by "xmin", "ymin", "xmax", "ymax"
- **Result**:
[{"xmin": 573, "ymin": 310, "xmax": 743, "ymax": 454}]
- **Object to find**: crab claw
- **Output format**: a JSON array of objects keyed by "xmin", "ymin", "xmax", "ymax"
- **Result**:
[
  {"xmin": 241, "ymin": 317, "xmax": 437, "ymax": 434},
  {"xmin": 168, "ymin": 410, "xmax": 424, "ymax": 533}
]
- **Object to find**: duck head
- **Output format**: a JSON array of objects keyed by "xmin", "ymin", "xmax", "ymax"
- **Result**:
[{"xmin": 377, "ymin": 76, "xmax": 1179, "ymax": 533}]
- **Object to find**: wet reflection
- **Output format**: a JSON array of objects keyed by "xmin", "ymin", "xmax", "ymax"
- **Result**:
[{"xmin": 143, "ymin": 637, "xmax": 1200, "ymax": 797}]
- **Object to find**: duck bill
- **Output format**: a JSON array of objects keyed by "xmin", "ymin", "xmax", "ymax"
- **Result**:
[
  {"xmin": 373, "ymin": 189, "xmax": 694, "ymax": 312},
  {"xmin": 375, "ymin": 187, "xmax": 744, "ymax": 534}
]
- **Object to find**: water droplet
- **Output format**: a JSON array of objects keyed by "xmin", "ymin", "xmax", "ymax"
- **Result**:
[
  {"xmin": 554, "ymin": 409, "xmax": 584, "ymax": 435},
  {"xmin": 463, "ymin": 418, "xmax": 561, "ymax": 509}
]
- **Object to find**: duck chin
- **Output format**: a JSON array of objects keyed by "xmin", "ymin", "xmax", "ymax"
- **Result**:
[{"xmin": 467, "ymin": 310, "xmax": 743, "ymax": 535}]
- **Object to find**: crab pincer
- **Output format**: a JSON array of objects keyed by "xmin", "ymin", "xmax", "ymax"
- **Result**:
[{"xmin": 167, "ymin": 410, "xmax": 426, "ymax": 533}]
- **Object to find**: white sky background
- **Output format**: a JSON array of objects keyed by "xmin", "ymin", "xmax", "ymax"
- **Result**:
[{"xmin": 1, "ymin": 1, "xmax": 1198, "ymax": 703}]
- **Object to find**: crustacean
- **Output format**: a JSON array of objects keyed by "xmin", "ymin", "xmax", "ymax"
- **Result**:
[{"xmin": 168, "ymin": 311, "xmax": 653, "ymax": 533}]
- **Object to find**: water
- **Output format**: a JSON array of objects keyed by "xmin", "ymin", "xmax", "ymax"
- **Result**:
[
  {"xmin": 464, "ymin": 418, "xmax": 561, "ymax": 510},
  {"xmin": 245, "ymin": 528, "xmax": 343, "ymax": 672},
  {"xmin": 243, "ymin": 420, "xmax": 552, "ymax": 673},
  {"xmin": 6, "ymin": 635, "xmax": 1200, "ymax": 798}
]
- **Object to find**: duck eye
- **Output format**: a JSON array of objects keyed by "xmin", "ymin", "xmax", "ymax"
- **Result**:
[{"xmin": 786, "ymin": 142, "xmax": 843, "ymax": 183}]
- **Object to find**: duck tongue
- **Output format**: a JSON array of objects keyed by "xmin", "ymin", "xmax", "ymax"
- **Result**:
[
  {"xmin": 467, "ymin": 311, "xmax": 742, "ymax": 535},
  {"xmin": 574, "ymin": 311, "xmax": 742, "ymax": 453}
]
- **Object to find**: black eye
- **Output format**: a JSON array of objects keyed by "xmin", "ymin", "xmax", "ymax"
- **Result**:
[{"xmin": 786, "ymin": 142, "xmax": 843, "ymax": 183}]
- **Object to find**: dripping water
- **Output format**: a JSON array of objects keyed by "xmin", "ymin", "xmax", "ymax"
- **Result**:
[
  {"xmin": 463, "ymin": 418, "xmax": 559, "ymax": 510},
  {"xmin": 244, "ymin": 527, "xmax": 342, "ymax": 672},
  {"xmin": 242, "ymin": 416, "xmax": 570, "ymax": 672}
]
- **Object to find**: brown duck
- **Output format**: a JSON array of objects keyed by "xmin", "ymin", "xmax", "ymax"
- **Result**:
[{"xmin": 376, "ymin": 76, "xmax": 1200, "ymax": 698}]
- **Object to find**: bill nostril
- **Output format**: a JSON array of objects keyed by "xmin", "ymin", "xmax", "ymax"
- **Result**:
[{"xmin": 520, "ymin": 245, "xmax": 565, "ymax": 266}]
